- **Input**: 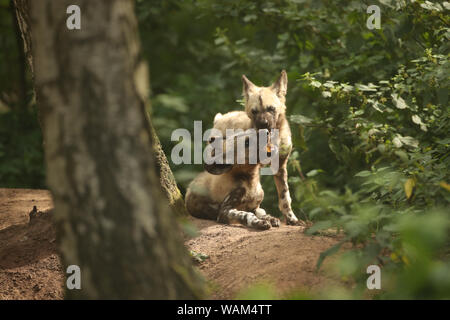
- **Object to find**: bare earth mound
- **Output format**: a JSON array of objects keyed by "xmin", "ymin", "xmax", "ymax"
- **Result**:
[
  {"xmin": 186, "ymin": 219, "xmax": 341, "ymax": 299},
  {"xmin": 0, "ymin": 188, "xmax": 341, "ymax": 299},
  {"xmin": 0, "ymin": 189, "xmax": 62, "ymax": 300}
]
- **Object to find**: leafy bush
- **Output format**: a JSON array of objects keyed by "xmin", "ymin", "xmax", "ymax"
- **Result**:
[
  {"xmin": 0, "ymin": 108, "xmax": 45, "ymax": 188},
  {"xmin": 296, "ymin": 48, "xmax": 449, "ymax": 298}
]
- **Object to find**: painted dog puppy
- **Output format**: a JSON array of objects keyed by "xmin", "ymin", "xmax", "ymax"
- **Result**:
[{"xmin": 185, "ymin": 116, "xmax": 280, "ymax": 230}]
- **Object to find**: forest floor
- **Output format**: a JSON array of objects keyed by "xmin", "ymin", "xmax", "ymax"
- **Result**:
[{"xmin": 0, "ymin": 188, "xmax": 346, "ymax": 300}]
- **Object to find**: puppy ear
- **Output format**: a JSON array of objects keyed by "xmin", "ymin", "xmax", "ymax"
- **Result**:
[
  {"xmin": 271, "ymin": 70, "xmax": 288, "ymax": 100},
  {"xmin": 242, "ymin": 75, "xmax": 257, "ymax": 102},
  {"xmin": 204, "ymin": 163, "xmax": 233, "ymax": 175}
]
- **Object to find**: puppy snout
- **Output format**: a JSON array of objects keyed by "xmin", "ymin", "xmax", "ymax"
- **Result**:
[{"xmin": 256, "ymin": 119, "xmax": 270, "ymax": 129}]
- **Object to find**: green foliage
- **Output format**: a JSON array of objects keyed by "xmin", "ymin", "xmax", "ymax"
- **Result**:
[
  {"xmin": 0, "ymin": 1, "xmax": 40, "ymax": 188},
  {"xmin": 297, "ymin": 50, "xmax": 450, "ymax": 298},
  {"xmin": 291, "ymin": 3, "xmax": 449, "ymax": 298},
  {"xmin": 0, "ymin": 0, "xmax": 29, "ymax": 108},
  {"xmin": 0, "ymin": 108, "xmax": 45, "ymax": 188},
  {"xmin": 236, "ymin": 282, "xmax": 279, "ymax": 300},
  {"xmin": 190, "ymin": 250, "xmax": 209, "ymax": 263}
]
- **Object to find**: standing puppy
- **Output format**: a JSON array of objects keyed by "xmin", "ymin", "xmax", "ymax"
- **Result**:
[{"xmin": 241, "ymin": 70, "xmax": 301, "ymax": 225}]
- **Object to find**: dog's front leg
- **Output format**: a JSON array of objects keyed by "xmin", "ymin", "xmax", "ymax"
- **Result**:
[
  {"xmin": 217, "ymin": 188, "xmax": 271, "ymax": 230},
  {"xmin": 254, "ymin": 207, "xmax": 280, "ymax": 227},
  {"xmin": 273, "ymin": 153, "xmax": 302, "ymax": 225}
]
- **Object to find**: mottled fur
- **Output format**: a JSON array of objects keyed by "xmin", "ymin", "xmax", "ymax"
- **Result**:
[
  {"xmin": 185, "ymin": 118, "xmax": 279, "ymax": 230},
  {"xmin": 215, "ymin": 71, "xmax": 302, "ymax": 225}
]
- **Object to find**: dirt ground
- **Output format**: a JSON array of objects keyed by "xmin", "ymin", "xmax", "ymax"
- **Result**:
[
  {"xmin": 0, "ymin": 189, "xmax": 62, "ymax": 299},
  {"xmin": 0, "ymin": 188, "xmax": 343, "ymax": 300},
  {"xmin": 186, "ymin": 219, "xmax": 342, "ymax": 299}
]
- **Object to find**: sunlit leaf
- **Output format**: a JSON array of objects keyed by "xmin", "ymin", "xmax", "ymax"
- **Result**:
[
  {"xmin": 439, "ymin": 181, "xmax": 450, "ymax": 192},
  {"xmin": 391, "ymin": 94, "xmax": 408, "ymax": 109},
  {"xmin": 404, "ymin": 178, "xmax": 415, "ymax": 199}
]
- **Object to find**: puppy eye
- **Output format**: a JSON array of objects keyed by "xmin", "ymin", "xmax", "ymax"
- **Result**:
[
  {"xmin": 267, "ymin": 106, "xmax": 275, "ymax": 112},
  {"xmin": 209, "ymin": 137, "xmax": 215, "ymax": 143},
  {"xmin": 251, "ymin": 109, "xmax": 258, "ymax": 115}
]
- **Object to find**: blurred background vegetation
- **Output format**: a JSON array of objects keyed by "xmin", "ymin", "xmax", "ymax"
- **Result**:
[{"xmin": 0, "ymin": 0, "xmax": 449, "ymax": 298}]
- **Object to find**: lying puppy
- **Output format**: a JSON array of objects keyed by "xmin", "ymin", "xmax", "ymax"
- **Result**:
[
  {"xmin": 214, "ymin": 71, "xmax": 302, "ymax": 226},
  {"xmin": 185, "ymin": 117, "xmax": 280, "ymax": 230}
]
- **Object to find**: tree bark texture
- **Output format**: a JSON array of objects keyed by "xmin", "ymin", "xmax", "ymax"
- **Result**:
[
  {"xmin": 13, "ymin": 0, "xmax": 188, "ymax": 217},
  {"xmin": 24, "ymin": 0, "xmax": 204, "ymax": 299},
  {"xmin": 12, "ymin": 0, "xmax": 33, "ymax": 75}
]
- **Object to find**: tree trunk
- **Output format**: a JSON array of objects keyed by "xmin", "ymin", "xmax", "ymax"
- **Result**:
[
  {"xmin": 23, "ymin": 0, "xmax": 204, "ymax": 299},
  {"xmin": 12, "ymin": 0, "xmax": 33, "ymax": 76},
  {"xmin": 13, "ymin": 0, "xmax": 188, "ymax": 217},
  {"xmin": 10, "ymin": 0, "xmax": 28, "ymax": 109},
  {"xmin": 148, "ymin": 119, "xmax": 189, "ymax": 216}
]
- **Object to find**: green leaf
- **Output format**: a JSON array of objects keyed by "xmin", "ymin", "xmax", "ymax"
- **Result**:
[
  {"xmin": 397, "ymin": 135, "xmax": 419, "ymax": 148},
  {"xmin": 306, "ymin": 220, "xmax": 333, "ymax": 235},
  {"xmin": 290, "ymin": 114, "xmax": 314, "ymax": 125},
  {"xmin": 355, "ymin": 170, "xmax": 372, "ymax": 177},
  {"xmin": 310, "ymin": 80, "xmax": 322, "ymax": 88},
  {"xmin": 356, "ymin": 83, "xmax": 378, "ymax": 92},
  {"xmin": 411, "ymin": 115, "xmax": 427, "ymax": 132},
  {"xmin": 306, "ymin": 169, "xmax": 323, "ymax": 177},
  {"xmin": 404, "ymin": 178, "xmax": 416, "ymax": 199},
  {"xmin": 420, "ymin": 1, "xmax": 443, "ymax": 11},
  {"xmin": 322, "ymin": 91, "xmax": 332, "ymax": 98},
  {"xmin": 316, "ymin": 241, "xmax": 344, "ymax": 271},
  {"xmin": 391, "ymin": 94, "xmax": 409, "ymax": 109},
  {"xmin": 190, "ymin": 250, "xmax": 209, "ymax": 263},
  {"xmin": 395, "ymin": 150, "xmax": 409, "ymax": 162}
]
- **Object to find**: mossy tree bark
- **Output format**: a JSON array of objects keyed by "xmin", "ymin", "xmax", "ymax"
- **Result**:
[
  {"xmin": 12, "ymin": 0, "xmax": 33, "ymax": 75},
  {"xmin": 18, "ymin": 0, "xmax": 203, "ymax": 299},
  {"xmin": 9, "ymin": 0, "xmax": 28, "ymax": 109}
]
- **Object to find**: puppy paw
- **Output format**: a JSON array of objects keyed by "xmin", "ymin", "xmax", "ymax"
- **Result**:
[
  {"xmin": 286, "ymin": 216, "xmax": 300, "ymax": 226},
  {"xmin": 260, "ymin": 215, "xmax": 280, "ymax": 227},
  {"xmin": 268, "ymin": 217, "xmax": 280, "ymax": 227},
  {"xmin": 287, "ymin": 217, "xmax": 311, "ymax": 228},
  {"xmin": 255, "ymin": 220, "xmax": 271, "ymax": 230}
]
